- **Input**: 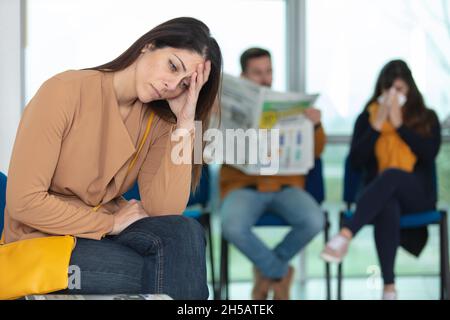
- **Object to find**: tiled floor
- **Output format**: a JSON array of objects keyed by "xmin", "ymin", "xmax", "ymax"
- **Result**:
[{"xmin": 209, "ymin": 276, "xmax": 442, "ymax": 300}]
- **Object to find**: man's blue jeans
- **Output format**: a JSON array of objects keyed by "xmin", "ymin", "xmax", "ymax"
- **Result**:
[
  {"xmin": 221, "ymin": 186, "xmax": 324, "ymax": 279},
  {"xmin": 60, "ymin": 215, "xmax": 208, "ymax": 300}
]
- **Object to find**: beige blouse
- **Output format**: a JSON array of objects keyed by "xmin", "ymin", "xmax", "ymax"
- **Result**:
[{"xmin": 3, "ymin": 70, "xmax": 193, "ymax": 243}]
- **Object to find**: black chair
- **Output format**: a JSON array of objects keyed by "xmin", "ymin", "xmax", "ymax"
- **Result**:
[
  {"xmin": 122, "ymin": 165, "xmax": 218, "ymax": 299},
  {"xmin": 219, "ymin": 158, "xmax": 331, "ymax": 300},
  {"xmin": 337, "ymin": 156, "xmax": 450, "ymax": 300}
]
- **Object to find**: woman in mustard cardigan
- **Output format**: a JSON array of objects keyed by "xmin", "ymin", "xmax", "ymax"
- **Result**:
[
  {"xmin": 321, "ymin": 60, "xmax": 441, "ymax": 299},
  {"xmin": 4, "ymin": 17, "xmax": 222, "ymax": 299}
]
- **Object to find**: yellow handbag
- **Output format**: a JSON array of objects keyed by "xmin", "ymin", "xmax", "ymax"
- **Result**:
[
  {"xmin": 0, "ymin": 112, "xmax": 155, "ymax": 300},
  {"xmin": 0, "ymin": 235, "xmax": 75, "ymax": 300}
]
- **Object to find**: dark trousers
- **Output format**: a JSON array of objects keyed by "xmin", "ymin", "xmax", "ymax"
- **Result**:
[
  {"xmin": 345, "ymin": 169, "xmax": 433, "ymax": 285},
  {"xmin": 58, "ymin": 215, "xmax": 208, "ymax": 300}
]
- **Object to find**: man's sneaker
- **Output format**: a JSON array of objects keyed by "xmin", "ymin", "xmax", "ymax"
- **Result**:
[{"xmin": 320, "ymin": 234, "xmax": 350, "ymax": 263}]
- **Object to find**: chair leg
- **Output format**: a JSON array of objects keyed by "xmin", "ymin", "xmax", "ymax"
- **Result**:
[
  {"xmin": 197, "ymin": 214, "xmax": 216, "ymax": 300},
  {"xmin": 205, "ymin": 214, "xmax": 218, "ymax": 300},
  {"xmin": 440, "ymin": 215, "xmax": 444, "ymax": 300},
  {"xmin": 337, "ymin": 211, "xmax": 344, "ymax": 300},
  {"xmin": 337, "ymin": 263, "xmax": 343, "ymax": 300},
  {"xmin": 439, "ymin": 210, "xmax": 449, "ymax": 300},
  {"xmin": 220, "ymin": 236, "xmax": 229, "ymax": 300},
  {"xmin": 324, "ymin": 210, "xmax": 331, "ymax": 300},
  {"xmin": 225, "ymin": 239, "xmax": 229, "ymax": 300}
]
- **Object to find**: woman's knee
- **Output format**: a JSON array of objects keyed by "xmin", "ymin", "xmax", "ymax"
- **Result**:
[
  {"xmin": 376, "ymin": 198, "xmax": 401, "ymax": 222},
  {"xmin": 114, "ymin": 215, "xmax": 206, "ymax": 256},
  {"xmin": 159, "ymin": 217, "xmax": 209, "ymax": 299},
  {"xmin": 159, "ymin": 215, "xmax": 206, "ymax": 248}
]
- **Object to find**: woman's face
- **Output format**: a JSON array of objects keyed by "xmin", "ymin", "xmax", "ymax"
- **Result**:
[
  {"xmin": 383, "ymin": 78, "xmax": 410, "ymax": 97},
  {"xmin": 135, "ymin": 45, "xmax": 205, "ymax": 103}
]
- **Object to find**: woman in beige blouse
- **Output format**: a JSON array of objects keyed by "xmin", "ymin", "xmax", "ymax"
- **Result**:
[{"xmin": 4, "ymin": 17, "xmax": 222, "ymax": 299}]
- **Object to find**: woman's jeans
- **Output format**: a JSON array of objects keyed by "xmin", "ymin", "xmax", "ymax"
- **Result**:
[
  {"xmin": 59, "ymin": 215, "xmax": 208, "ymax": 300},
  {"xmin": 221, "ymin": 186, "xmax": 325, "ymax": 279}
]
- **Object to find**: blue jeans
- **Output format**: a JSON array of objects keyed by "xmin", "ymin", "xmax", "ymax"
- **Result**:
[
  {"xmin": 221, "ymin": 186, "xmax": 325, "ymax": 279},
  {"xmin": 58, "ymin": 215, "xmax": 208, "ymax": 300}
]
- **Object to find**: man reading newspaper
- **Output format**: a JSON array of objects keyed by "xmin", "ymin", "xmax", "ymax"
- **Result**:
[{"xmin": 219, "ymin": 48, "xmax": 327, "ymax": 300}]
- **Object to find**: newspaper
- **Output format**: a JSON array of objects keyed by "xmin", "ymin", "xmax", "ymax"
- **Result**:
[
  {"xmin": 220, "ymin": 73, "xmax": 318, "ymax": 175},
  {"xmin": 25, "ymin": 294, "xmax": 172, "ymax": 300}
]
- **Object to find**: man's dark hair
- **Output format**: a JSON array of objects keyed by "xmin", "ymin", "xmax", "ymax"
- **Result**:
[{"xmin": 240, "ymin": 47, "xmax": 271, "ymax": 73}]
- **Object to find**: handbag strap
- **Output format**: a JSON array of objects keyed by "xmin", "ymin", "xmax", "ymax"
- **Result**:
[
  {"xmin": 92, "ymin": 111, "xmax": 155, "ymax": 212},
  {"xmin": 127, "ymin": 111, "xmax": 155, "ymax": 174}
]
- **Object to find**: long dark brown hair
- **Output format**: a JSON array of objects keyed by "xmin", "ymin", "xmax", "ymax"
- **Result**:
[
  {"xmin": 365, "ymin": 59, "xmax": 436, "ymax": 136},
  {"xmin": 88, "ymin": 17, "xmax": 222, "ymax": 191}
]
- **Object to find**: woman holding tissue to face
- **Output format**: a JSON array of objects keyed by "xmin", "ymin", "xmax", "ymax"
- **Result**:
[{"xmin": 321, "ymin": 60, "xmax": 441, "ymax": 299}]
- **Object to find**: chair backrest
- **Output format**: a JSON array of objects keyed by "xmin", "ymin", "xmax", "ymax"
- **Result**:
[
  {"xmin": 342, "ymin": 155, "xmax": 363, "ymax": 205},
  {"xmin": 431, "ymin": 161, "xmax": 438, "ymax": 201},
  {"xmin": 122, "ymin": 165, "xmax": 210, "ymax": 208},
  {"xmin": 122, "ymin": 180, "xmax": 141, "ymax": 201},
  {"xmin": 0, "ymin": 172, "xmax": 6, "ymax": 234},
  {"xmin": 187, "ymin": 165, "xmax": 210, "ymax": 207},
  {"xmin": 305, "ymin": 158, "xmax": 325, "ymax": 204}
]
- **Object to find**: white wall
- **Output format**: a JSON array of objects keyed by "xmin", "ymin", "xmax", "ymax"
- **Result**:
[{"xmin": 0, "ymin": 0, "xmax": 23, "ymax": 174}]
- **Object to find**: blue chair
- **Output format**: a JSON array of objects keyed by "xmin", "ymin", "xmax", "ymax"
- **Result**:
[
  {"xmin": 337, "ymin": 156, "xmax": 450, "ymax": 300},
  {"xmin": 122, "ymin": 165, "xmax": 218, "ymax": 299},
  {"xmin": 219, "ymin": 158, "xmax": 331, "ymax": 300},
  {"xmin": 0, "ymin": 172, "xmax": 6, "ymax": 236}
]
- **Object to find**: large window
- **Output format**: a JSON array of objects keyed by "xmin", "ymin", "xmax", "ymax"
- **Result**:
[
  {"xmin": 26, "ymin": 0, "xmax": 286, "ymax": 102},
  {"xmin": 306, "ymin": 0, "xmax": 450, "ymax": 204},
  {"xmin": 306, "ymin": 0, "xmax": 450, "ymax": 135}
]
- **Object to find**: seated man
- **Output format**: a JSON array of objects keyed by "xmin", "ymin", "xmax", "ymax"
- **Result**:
[{"xmin": 220, "ymin": 47, "xmax": 327, "ymax": 300}]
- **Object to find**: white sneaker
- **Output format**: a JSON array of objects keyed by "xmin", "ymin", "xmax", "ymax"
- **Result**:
[
  {"xmin": 320, "ymin": 234, "xmax": 350, "ymax": 263},
  {"xmin": 382, "ymin": 290, "xmax": 397, "ymax": 300}
]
